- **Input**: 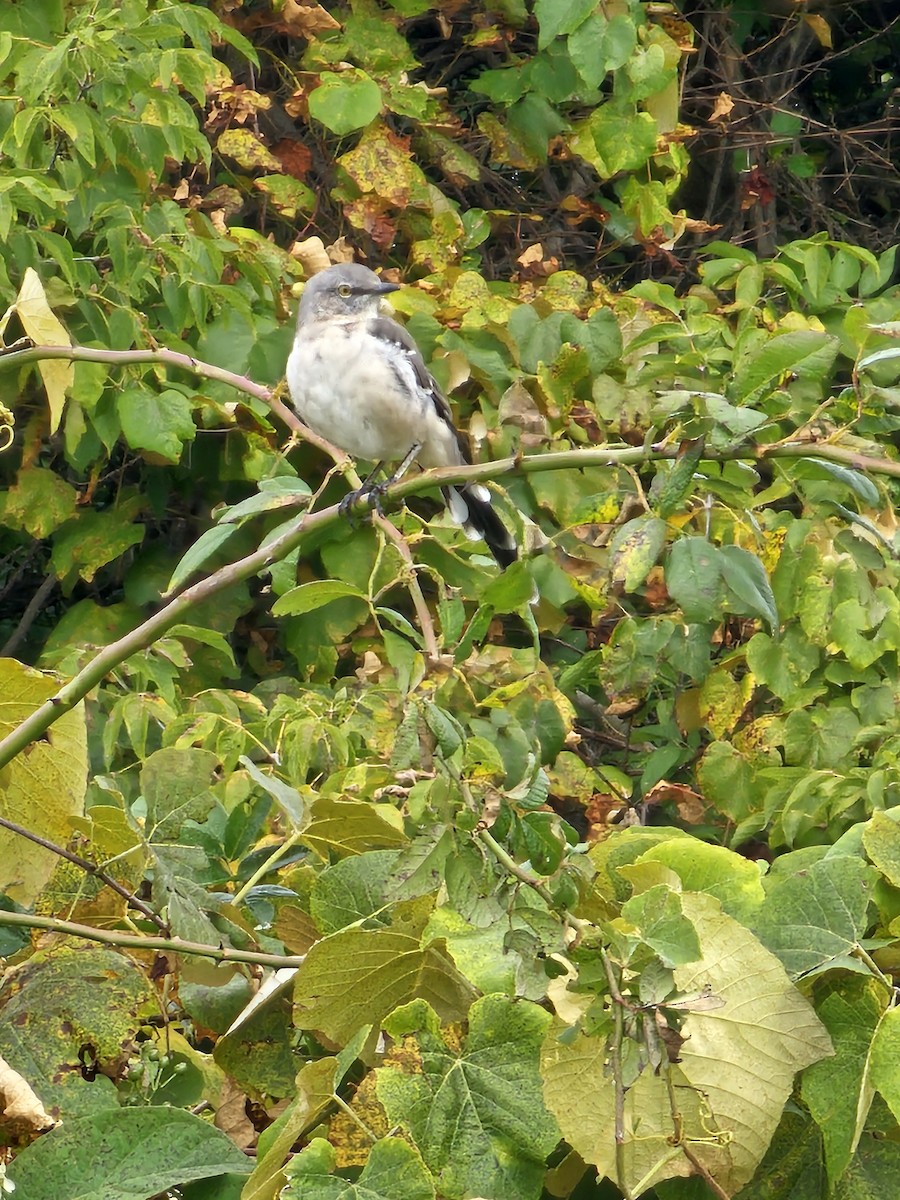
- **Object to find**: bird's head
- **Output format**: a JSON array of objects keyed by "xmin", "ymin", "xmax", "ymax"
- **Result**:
[{"xmin": 297, "ymin": 262, "xmax": 400, "ymax": 324}]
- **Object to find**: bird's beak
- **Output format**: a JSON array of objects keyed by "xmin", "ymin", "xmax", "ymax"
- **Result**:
[{"xmin": 375, "ymin": 279, "xmax": 401, "ymax": 295}]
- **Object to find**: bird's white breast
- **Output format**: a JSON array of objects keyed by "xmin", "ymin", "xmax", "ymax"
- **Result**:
[{"xmin": 287, "ymin": 321, "xmax": 460, "ymax": 467}]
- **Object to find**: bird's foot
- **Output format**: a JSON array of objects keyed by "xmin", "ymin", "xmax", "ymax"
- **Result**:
[{"xmin": 339, "ymin": 480, "xmax": 387, "ymax": 522}]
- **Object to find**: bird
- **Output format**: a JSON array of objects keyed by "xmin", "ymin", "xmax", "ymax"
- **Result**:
[{"xmin": 285, "ymin": 262, "xmax": 517, "ymax": 568}]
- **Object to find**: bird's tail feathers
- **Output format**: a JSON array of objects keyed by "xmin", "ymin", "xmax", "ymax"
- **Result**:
[{"xmin": 442, "ymin": 484, "xmax": 517, "ymax": 568}]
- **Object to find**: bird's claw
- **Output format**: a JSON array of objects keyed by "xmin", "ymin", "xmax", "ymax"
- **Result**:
[{"xmin": 339, "ymin": 481, "xmax": 387, "ymax": 522}]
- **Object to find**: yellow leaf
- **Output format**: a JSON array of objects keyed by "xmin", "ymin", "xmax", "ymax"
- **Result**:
[
  {"xmin": 803, "ymin": 12, "xmax": 832, "ymax": 48},
  {"xmin": 15, "ymin": 268, "xmax": 73, "ymax": 434}
]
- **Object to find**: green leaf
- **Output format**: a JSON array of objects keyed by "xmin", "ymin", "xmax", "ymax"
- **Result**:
[
  {"xmin": 753, "ymin": 855, "xmax": 876, "ymax": 977},
  {"xmin": 800, "ymin": 975, "xmax": 890, "ymax": 1184},
  {"xmin": 568, "ymin": 14, "xmax": 636, "ymax": 89},
  {"xmin": 377, "ymin": 996, "xmax": 559, "ymax": 1200},
  {"xmin": 719, "ymin": 544, "xmax": 778, "ymax": 630},
  {"xmin": 621, "ymin": 884, "xmax": 702, "ymax": 967},
  {"xmin": 309, "ymin": 70, "xmax": 383, "ymax": 135},
  {"xmin": 665, "ymin": 537, "xmax": 724, "ymax": 622},
  {"xmin": 294, "ymin": 931, "xmax": 477, "ymax": 1043},
  {"xmin": 167, "ymin": 525, "xmax": 240, "ymax": 594},
  {"xmin": 282, "ymin": 1137, "xmax": 435, "ymax": 1200},
  {"xmin": 217, "ymin": 478, "xmax": 312, "ymax": 524},
  {"xmin": 0, "ymin": 465, "xmax": 78, "ymax": 538},
  {"xmin": 0, "ymin": 944, "xmax": 155, "ymax": 1120},
  {"xmin": 634, "ymin": 838, "xmax": 766, "ymax": 925},
  {"xmin": 141, "ymin": 746, "xmax": 219, "ymax": 842},
  {"xmin": 273, "ymin": 579, "xmax": 368, "ymax": 617},
  {"xmin": 535, "ymin": 0, "xmax": 597, "ymax": 48},
  {"xmin": 310, "ymin": 850, "xmax": 400, "ymax": 933},
  {"xmin": 119, "ymin": 387, "xmax": 196, "ymax": 463},
  {"xmin": 6, "ymin": 1107, "xmax": 250, "ymax": 1199},
  {"xmin": 797, "ymin": 457, "xmax": 880, "ymax": 505},
  {"xmin": 731, "ymin": 331, "xmax": 840, "ymax": 403},
  {"xmin": 608, "ymin": 514, "xmax": 667, "ymax": 591},
  {"xmin": 586, "ymin": 106, "xmax": 657, "ymax": 176}
]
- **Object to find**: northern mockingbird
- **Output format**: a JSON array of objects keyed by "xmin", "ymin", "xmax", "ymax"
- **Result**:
[{"xmin": 286, "ymin": 263, "xmax": 517, "ymax": 567}]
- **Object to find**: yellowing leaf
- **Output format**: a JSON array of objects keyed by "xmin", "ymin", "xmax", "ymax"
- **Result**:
[
  {"xmin": 0, "ymin": 659, "xmax": 87, "ymax": 905},
  {"xmin": 542, "ymin": 892, "xmax": 832, "ymax": 1195},
  {"xmin": 14, "ymin": 268, "xmax": 73, "ymax": 434}
]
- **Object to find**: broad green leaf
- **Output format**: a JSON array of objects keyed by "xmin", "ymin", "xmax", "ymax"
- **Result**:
[
  {"xmin": 535, "ymin": 0, "xmax": 597, "ymax": 47},
  {"xmin": 0, "ymin": 660, "xmax": 86, "ymax": 905},
  {"xmin": 543, "ymin": 893, "xmax": 832, "ymax": 1196},
  {"xmin": 568, "ymin": 14, "xmax": 636, "ymax": 88},
  {"xmin": 0, "ymin": 465, "xmax": 78, "ymax": 538},
  {"xmin": 14, "ymin": 266, "xmax": 72, "ymax": 433},
  {"xmin": 800, "ymin": 975, "xmax": 890, "ymax": 1184},
  {"xmin": 294, "ymin": 931, "xmax": 477, "ymax": 1043},
  {"xmin": 745, "ymin": 627, "xmax": 820, "ymax": 702},
  {"xmin": 6, "ymin": 1106, "xmax": 250, "ymax": 1199},
  {"xmin": 634, "ymin": 839, "xmax": 766, "ymax": 925},
  {"xmin": 0, "ymin": 946, "xmax": 156, "ymax": 1120},
  {"xmin": 719, "ymin": 544, "xmax": 778, "ymax": 630},
  {"xmin": 217, "ymin": 127, "xmax": 281, "ymax": 170},
  {"xmin": 586, "ymin": 106, "xmax": 658, "ymax": 176},
  {"xmin": 665, "ymin": 537, "xmax": 724, "ymax": 622},
  {"xmin": 422, "ymin": 907, "xmax": 519, "ymax": 995},
  {"xmin": 620, "ymin": 884, "xmax": 702, "ymax": 967},
  {"xmin": 282, "ymin": 1137, "xmax": 434, "ymax": 1200},
  {"xmin": 50, "ymin": 508, "xmax": 145, "ymax": 585},
  {"xmin": 309, "ymin": 70, "xmax": 382, "ymax": 135},
  {"xmin": 242, "ymin": 1058, "xmax": 342, "ymax": 1200},
  {"xmin": 302, "ymin": 795, "xmax": 407, "ymax": 860},
  {"xmin": 731, "ymin": 331, "xmax": 839, "ymax": 403},
  {"xmin": 753, "ymin": 855, "xmax": 876, "ymax": 977},
  {"xmin": 376, "ymin": 996, "xmax": 559, "ymax": 1200},
  {"xmin": 141, "ymin": 746, "xmax": 219, "ymax": 842},
  {"xmin": 310, "ymin": 850, "xmax": 400, "ymax": 933},
  {"xmin": 609, "ymin": 514, "xmax": 667, "ymax": 591},
  {"xmin": 273, "ymin": 579, "xmax": 368, "ymax": 617},
  {"xmin": 119, "ymin": 387, "xmax": 196, "ymax": 463}
]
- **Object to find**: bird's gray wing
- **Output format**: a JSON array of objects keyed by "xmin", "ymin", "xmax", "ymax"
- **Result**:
[{"xmin": 368, "ymin": 315, "xmax": 471, "ymax": 462}]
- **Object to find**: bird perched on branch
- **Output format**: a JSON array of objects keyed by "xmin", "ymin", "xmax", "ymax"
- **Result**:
[{"xmin": 286, "ymin": 262, "xmax": 517, "ymax": 568}]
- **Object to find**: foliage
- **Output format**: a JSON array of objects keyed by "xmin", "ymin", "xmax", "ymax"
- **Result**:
[{"xmin": 1, "ymin": 2, "xmax": 900, "ymax": 1200}]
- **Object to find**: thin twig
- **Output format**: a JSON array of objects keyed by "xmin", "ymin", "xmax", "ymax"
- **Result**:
[
  {"xmin": 0, "ymin": 908, "xmax": 306, "ymax": 968},
  {"xmin": 0, "ymin": 813, "xmax": 166, "ymax": 929},
  {"xmin": 373, "ymin": 513, "xmax": 441, "ymax": 663},
  {"xmin": 0, "ymin": 573, "xmax": 56, "ymax": 657}
]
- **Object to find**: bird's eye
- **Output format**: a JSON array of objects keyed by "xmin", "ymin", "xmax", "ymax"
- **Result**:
[{"xmin": 337, "ymin": 283, "xmax": 352, "ymax": 298}]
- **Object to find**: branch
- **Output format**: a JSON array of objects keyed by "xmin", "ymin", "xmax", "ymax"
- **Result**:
[
  {"xmin": 0, "ymin": 340, "xmax": 349, "ymax": 464},
  {"xmin": 0, "ymin": 908, "xmax": 305, "ymax": 968},
  {"xmin": 4, "ymin": 343, "xmax": 900, "ymax": 478}
]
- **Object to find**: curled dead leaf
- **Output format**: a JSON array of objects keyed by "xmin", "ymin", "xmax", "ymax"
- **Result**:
[{"xmin": 282, "ymin": 0, "xmax": 341, "ymax": 38}]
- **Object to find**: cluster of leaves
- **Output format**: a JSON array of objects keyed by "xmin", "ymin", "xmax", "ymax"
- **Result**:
[{"xmin": 1, "ymin": 2, "xmax": 900, "ymax": 1199}]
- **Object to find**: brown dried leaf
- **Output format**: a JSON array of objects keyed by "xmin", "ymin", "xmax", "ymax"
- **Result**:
[
  {"xmin": 709, "ymin": 91, "xmax": 735, "ymax": 122},
  {"xmin": 282, "ymin": 0, "xmax": 341, "ymax": 38},
  {"xmin": 290, "ymin": 236, "xmax": 333, "ymax": 275},
  {"xmin": 0, "ymin": 1053, "xmax": 56, "ymax": 1131}
]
